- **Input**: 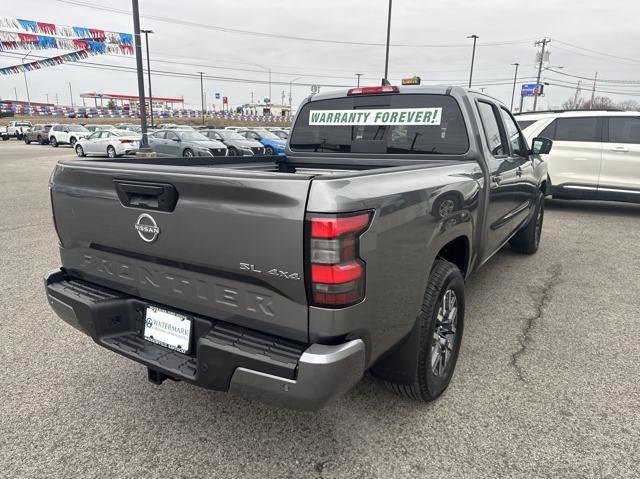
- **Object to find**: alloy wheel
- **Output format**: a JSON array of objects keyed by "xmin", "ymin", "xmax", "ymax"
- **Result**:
[{"xmin": 431, "ymin": 289, "xmax": 458, "ymax": 377}]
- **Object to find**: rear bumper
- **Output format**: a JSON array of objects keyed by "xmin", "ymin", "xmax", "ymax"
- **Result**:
[{"xmin": 44, "ymin": 268, "xmax": 365, "ymax": 410}]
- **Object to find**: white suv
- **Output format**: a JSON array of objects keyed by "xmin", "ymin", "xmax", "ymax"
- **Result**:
[
  {"xmin": 49, "ymin": 124, "xmax": 90, "ymax": 147},
  {"xmin": 516, "ymin": 110, "xmax": 640, "ymax": 204}
]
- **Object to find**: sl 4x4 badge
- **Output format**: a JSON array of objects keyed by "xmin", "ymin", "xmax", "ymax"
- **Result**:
[{"xmin": 239, "ymin": 263, "xmax": 301, "ymax": 281}]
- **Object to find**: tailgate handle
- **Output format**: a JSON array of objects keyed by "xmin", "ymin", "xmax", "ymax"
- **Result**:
[{"xmin": 114, "ymin": 180, "xmax": 178, "ymax": 212}]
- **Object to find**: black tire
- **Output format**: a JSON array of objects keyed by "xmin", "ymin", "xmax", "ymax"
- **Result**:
[
  {"xmin": 107, "ymin": 145, "xmax": 117, "ymax": 158},
  {"xmin": 2, "ymin": 136, "xmax": 8, "ymax": 141},
  {"xmin": 265, "ymin": 146, "xmax": 274, "ymax": 155},
  {"xmin": 384, "ymin": 260, "xmax": 465, "ymax": 402},
  {"xmin": 24, "ymin": 137, "xmax": 31, "ymax": 145},
  {"xmin": 509, "ymin": 192, "xmax": 544, "ymax": 254},
  {"xmin": 50, "ymin": 137, "xmax": 58, "ymax": 147},
  {"xmin": 69, "ymin": 137, "xmax": 77, "ymax": 147},
  {"xmin": 228, "ymin": 147, "xmax": 238, "ymax": 156},
  {"xmin": 75, "ymin": 144, "xmax": 85, "ymax": 157},
  {"xmin": 37, "ymin": 135, "xmax": 44, "ymax": 145},
  {"xmin": 183, "ymin": 148, "xmax": 194, "ymax": 158}
]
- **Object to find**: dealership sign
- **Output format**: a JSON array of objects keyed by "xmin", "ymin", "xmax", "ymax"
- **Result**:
[
  {"xmin": 309, "ymin": 108, "xmax": 442, "ymax": 126},
  {"xmin": 521, "ymin": 83, "xmax": 544, "ymax": 96}
]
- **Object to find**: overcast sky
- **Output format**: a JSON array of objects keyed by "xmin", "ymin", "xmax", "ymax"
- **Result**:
[{"xmin": 1, "ymin": 0, "xmax": 639, "ymax": 111}]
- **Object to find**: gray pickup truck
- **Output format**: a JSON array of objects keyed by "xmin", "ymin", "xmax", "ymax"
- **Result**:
[{"xmin": 44, "ymin": 85, "xmax": 551, "ymax": 410}]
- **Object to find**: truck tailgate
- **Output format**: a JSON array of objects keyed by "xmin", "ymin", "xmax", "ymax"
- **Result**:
[{"xmin": 50, "ymin": 161, "xmax": 312, "ymax": 342}]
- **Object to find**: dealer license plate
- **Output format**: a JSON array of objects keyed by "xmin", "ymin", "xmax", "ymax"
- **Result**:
[{"xmin": 143, "ymin": 306, "xmax": 192, "ymax": 354}]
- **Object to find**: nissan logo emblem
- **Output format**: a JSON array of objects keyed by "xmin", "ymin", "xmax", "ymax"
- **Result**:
[{"xmin": 134, "ymin": 213, "xmax": 160, "ymax": 243}]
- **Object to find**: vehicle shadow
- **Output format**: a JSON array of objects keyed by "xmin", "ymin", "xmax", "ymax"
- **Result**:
[{"xmin": 544, "ymin": 198, "xmax": 640, "ymax": 217}]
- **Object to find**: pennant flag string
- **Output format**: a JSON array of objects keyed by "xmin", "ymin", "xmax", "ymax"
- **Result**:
[{"xmin": 0, "ymin": 17, "xmax": 132, "ymax": 44}]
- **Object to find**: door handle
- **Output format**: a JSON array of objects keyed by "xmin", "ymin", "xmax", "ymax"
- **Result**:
[
  {"xmin": 516, "ymin": 166, "xmax": 523, "ymax": 177},
  {"xmin": 491, "ymin": 175, "xmax": 502, "ymax": 184},
  {"xmin": 611, "ymin": 146, "xmax": 629, "ymax": 152}
]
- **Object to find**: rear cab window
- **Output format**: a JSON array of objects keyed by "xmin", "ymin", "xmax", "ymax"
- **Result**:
[{"xmin": 289, "ymin": 93, "xmax": 469, "ymax": 155}]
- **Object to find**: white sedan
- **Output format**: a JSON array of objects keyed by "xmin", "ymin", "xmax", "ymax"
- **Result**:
[{"xmin": 75, "ymin": 130, "xmax": 141, "ymax": 158}]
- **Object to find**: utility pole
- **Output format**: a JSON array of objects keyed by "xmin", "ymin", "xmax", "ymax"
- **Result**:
[
  {"xmin": 590, "ymin": 72, "xmax": 598, "ymax": 110},
  {"xmin": 14, "ymin": 87, "xmax": 18, "ymax": 101},
  {"xmin": 68, "ymin": 82, "xmax": 73, "ymax": 107},
  {"xmin": 467, "ymin": 35, "xmax": 479, "ymax": 88},
  {"xmin": 141, "ymin": 29, "xmax": 154, "ymax": 127},
  {"xmin": 383, "ymin": 0, "xmax": 392, "ymax": 84},
  {"xmin": 281, "ymin": 90, "xmax": 286, "ymax": 105},
  {"xmin": 510, "ymin": 62, "xmax": 519, "ymax": 111},
  {"xmin": 356, "ymin": 73, "xmax": 363, "ymax": 87},
  {"xmin": 198, "ymin": 71, "xmax": 205, "ymax": 124},
  {"xmin": 55, "ymin": 93, "xmax": 59, "ymax": 105},
  {"xmin": 132, "ymin": 0, "xmax": 149, "ymax": 149},
  {"xmin": 268, "ymin": 68, "xmax": 272, "ymax": 104},
  {"xmin": 251, "ymin": 91, "xmax": 254, "ymax": 104},
  {"xmin": 532, "ymin": 38, "xmax": 550, "ymax": 111},
  {"xmin": 46, "ymin": 93, "xmax": 49, "ymax": 104},
  {"xmin": 573, "ymin": 80, "xmax": 581, "ymax": 108}
]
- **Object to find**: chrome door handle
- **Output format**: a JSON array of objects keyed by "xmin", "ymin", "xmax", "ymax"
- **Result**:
[
  {"xmin": 612, "ymin": 147, "xmax": 629, "ymax": 152},
  {"xmin": 491, "ymin": 175, "xmax": 502, "ymax": 184},
  {"xmin": 516, "ymin": 167, "xmax": 523, "ymax": 177}
]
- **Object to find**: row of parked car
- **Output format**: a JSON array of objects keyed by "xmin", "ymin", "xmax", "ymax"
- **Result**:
[{"xmin": 10, "ymin": 121, "xmax": 291, "ymax": 158}]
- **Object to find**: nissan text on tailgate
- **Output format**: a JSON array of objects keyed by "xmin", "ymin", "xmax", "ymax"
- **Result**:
[{"xmin": 45, "ymin": 85, "xmax": 551, "ymax": 410}]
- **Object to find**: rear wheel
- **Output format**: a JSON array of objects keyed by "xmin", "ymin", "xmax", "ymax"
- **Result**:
[
  {"xmin": 75, "ymin": 144, "xmax": 85, "ymax": 157},
  {"xmin": 183, "ymin": 148, "xmax": 194, "ymax": 158},
  {"xmin": 37, "ymin": 135, "xmax": 45, "ymax": 145},
  {"xmin": 384, "ymin": 260, "xmax": 465, "ymax": 402},
  {"xmin": 50, "ymin": 137, "xmax": 58, "ymax": 147},
  {"xmin": 509, "ymin": 192, "xmax": 544, "ymax": 254},
  {"xmin": 107, "ymin": 145, "xmax": 117, "ymax": 158},
  {"xmin": 265, "ymin": 146, "xmax": 274, "ymax": 155},
  {"xmin": 24, "ymin": 137, "xmax": 31, "ymax": 145},
  {"xmin": 69, "ymin": 137, "xmax": 77, "ymax": 147}
]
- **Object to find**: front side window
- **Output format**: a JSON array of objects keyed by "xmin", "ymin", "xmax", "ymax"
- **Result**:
[
  {"xmin": 555, "ymin": 117, "xmax": 599, "ymax": 142},
  {"xmin": 608, "ymin": 117, "xmax": 640, "ymax": 144},
  {"xmin": 477, "ymin": 101, "xmax": 505, "ymax": 156},
  {"xmin": 500, "ymin": 108, "xmax": 527, "ymax": 157},
  {"xmin": 88, "ymin": 132, "xmax": 101, "ymax": 140}
]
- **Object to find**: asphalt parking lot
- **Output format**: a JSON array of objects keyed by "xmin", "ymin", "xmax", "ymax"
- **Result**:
[{"xmin": 1, "ymin": 140, "xmax": 639, "ymax": 479}]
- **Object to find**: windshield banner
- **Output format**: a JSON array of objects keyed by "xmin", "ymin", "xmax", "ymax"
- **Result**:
[{"xmin": 309, "ymin": 108, "xmax": 442, "ymax": 126}]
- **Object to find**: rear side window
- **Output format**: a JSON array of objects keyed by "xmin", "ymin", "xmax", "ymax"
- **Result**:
[
  {"xmin": 608, "ymin": 117, "xmax": 640, "ymax": 144},
  {"xmin": 555, "ymin": 117, "xmax": 600, "ymax": 142},
  {"xmin": 477, "ymin": 101, "xmax": 506, "ymax": 156},
  {"xmin": 290, "ymin": 94, "xmax": 469, "ymax": 155},
  {"xmin": 516, "ymin": 119, "xmax": 536, "ymax": 130}
]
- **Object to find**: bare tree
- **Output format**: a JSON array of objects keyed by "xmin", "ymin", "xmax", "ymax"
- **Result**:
[{"xmin": 616, "ymin": 99, "xmax": 640, "ymax": 111}]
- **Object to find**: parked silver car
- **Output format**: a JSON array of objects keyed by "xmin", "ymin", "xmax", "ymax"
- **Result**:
[
  {"xmin": 200, "ymin": 129, "xmax": 265, "ymax": 156},
  {"xmin": 75, "ymin": 130, "xmax": 141, "ymax": 158},
  {"xmin": 148, "ymin": 129, "xmax": 227, "ymax": 157}
]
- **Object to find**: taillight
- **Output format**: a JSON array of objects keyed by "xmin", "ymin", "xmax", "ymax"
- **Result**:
[
  {"xmin": 119, "ymin": 139, "xmax": 133, "ymax": 143},
  {"xmin": 307, "ymin": 211, "xmax": 372, "ymax": 307},
  {"xmin": 347, "ymin": 85, "xmax": 399, "ymax": 96}
]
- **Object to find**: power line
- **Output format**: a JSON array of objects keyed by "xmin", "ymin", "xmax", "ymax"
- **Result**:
[
  {"xmin": 51, "ymin": 0, "xmax": 534, "ymax": 48},
  {"xmin": 552, "ymin": 39, "xmax": 640, "ymax": 64},
  {"xmin": 545, "ymin": 68, "xmax": 640, "ymax": 85}
]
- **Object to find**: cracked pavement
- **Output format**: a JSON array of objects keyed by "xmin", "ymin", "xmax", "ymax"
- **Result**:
[{"xmin": 1, "ymin": 141, "xmax": 639, "ymax": 478}]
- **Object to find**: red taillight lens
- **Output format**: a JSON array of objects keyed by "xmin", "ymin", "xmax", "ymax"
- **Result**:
[
  {"xmin": 347, "ymin": 86, "xmax": 399, "ymax": 96},
  {"xmin": 119, "ymin": 139, "xmax": 133, "ymax": 143},
  {"xmin": 307, "ymin": 211, "xmax": 372, "ymax": 307}
]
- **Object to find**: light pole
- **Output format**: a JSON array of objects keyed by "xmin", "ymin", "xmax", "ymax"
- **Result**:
[
  {"xmin": 46, "ymin": 93, "xmax": 49, "ymax": 104},
  {"xmin": 383, "ymin": 0, "xmax": 392, "ymax": 84},
  {"xmin": 132, "ymin": 0, "xmax": 149, "ymax": 149},
  {"xmin": 510, "ymin": 62, "xmax": 519, "ymax": 111},
  {"xmin": 355, "ymin": 73, "xmax": 363, "ymax": 87},
  {"xmin": 141, "ymin": 29, "xmax": 154, "ymax": 127},
  {"xmin": 68, "ymin": 82, "xmax": 73, "ymax": 108},
  {"xmin": 14, "ymin": 87, "xmax": 18, "ymax": 101},
  {"xmin": 22, "ymin": 52, "xmax": 31, "ymax": 108},
  {"xmin": 197, "ymin": 71, "xmax": 205, "ymax": 124},
  {"xmin": 467, "ymin": 35, "xmax": 479, "ymax": 88}
]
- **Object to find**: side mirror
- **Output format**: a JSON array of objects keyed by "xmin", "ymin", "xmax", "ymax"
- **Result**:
[
  {"xmin": 172, "ymin": 137, "xmax": 181, "ymax": 142},
  {"xmin": 63, "ymin": 128, "xmax": 70, "ymax": 133},
  {"xmin": 532, "ymin": 137, "xmax": 552, "ymax": 155}
]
